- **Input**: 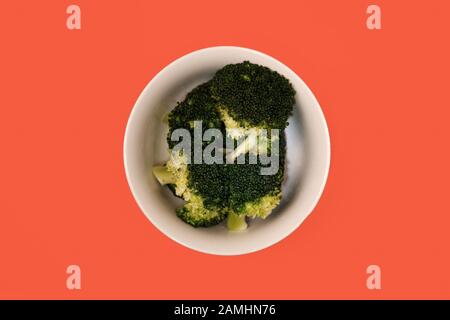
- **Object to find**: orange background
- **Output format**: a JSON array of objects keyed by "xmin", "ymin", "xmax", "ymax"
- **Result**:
[{"xmin": 1, "ymin": 0, "xmax": 449, "ymax": 299}]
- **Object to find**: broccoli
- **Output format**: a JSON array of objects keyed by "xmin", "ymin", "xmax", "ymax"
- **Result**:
[
  {"xmin": 225, "ymin": 132, "xmax": 286, "ymax": 220},
  {"xmin": 211, "ymin": 61, "xmax": 296, "ymax": 131},
  {"xmin": 167, "ymin": 82, "xmax": 224, "ymax": 150},
  {"xmin": 158, "ymin": 82, "xmax": 228, "ymax": 227},
  {"xmin": 176, "ymin": 194, "xmax": 226, "ymax": 228},
  {"xmin": 152, "ymin": 165, "xmax": 177, "ymax": 185},
  {"xmin": 212, "ymin": 62, "xmax": 294, "ymax": 162},
  {"xmin": 213, "ymin": 62, "xmax": 292, "ymax": 229},
  {"xmin": 153, "ymin": 61, "xmax": 295, "ymax": 231},
  {"xmin": 227, "ymin": 212, "xmax": 248, "ymax": 232},
  {"xmin": 153, "ymin": 150, "xmax": 228, "ymax": 227}
]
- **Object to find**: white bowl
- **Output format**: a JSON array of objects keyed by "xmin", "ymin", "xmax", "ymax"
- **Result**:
[{"xmin": 124, "ymin": 46, "xmax": 330, "ymax": 256}]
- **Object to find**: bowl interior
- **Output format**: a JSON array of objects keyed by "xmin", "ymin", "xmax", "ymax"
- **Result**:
[{"xmin": 124, "ymin": 47, "xmax": 330, "ymax": 255}]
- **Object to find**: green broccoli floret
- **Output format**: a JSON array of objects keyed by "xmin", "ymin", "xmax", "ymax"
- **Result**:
[
  {"xmin": 153, "ymin": 61, "xmax": 294, "ymax": 231},
  {"xmin": 157, "ymin": 83, "xmax": 229, "ymax": 228},
  {"xmin": 153, "ymin": 150, "xmax": 227, "ymax": 228},
  {"xmin": 226, "ymin": 131, "xmax": 286, "ymax": 219},
  {"xmin": 167, "ymin": 82, "xmax": 224, "ymax": 150},
  {"xmin": 211, "ymin": 61, "xmax": 296, "ymax": 131},
  {"xmin": 176, "ymin": 194, "xmax": 226, "ymax": 228}
]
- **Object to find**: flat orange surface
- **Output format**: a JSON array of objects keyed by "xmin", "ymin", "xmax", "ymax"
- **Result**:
[{"xmin": 0, "ymin": 0, "xmax": 449, "ymax": 299}]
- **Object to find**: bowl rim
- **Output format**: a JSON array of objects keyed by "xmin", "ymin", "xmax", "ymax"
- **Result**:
[{"xmin": 123, "ymin": 46, "xmax": 331, "ymax": 255}]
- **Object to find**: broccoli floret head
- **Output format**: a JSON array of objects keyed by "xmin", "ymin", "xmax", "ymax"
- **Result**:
[
  {"xmin": 238, "ymin": 193, "xmax": 282, "ymax": 219},
  {"xmin": 167, "ymin": 82, "xmax": 224, "ymax": 149},
  {"xmin": 225, "ymin": 131, "xmax": 286, "ymax": 219},
  {"xmin": 154, "ymin": 61, "xmax": 292, "ymax": 230},
  {"xmin": 211, "ymin": 61, "xmax": 296, "ymax": 130},
  {"xmin": 163, "ymin": 82, "xmax": 229, "ymax": 227},
  {"xmin": 176, "ymin": 194, "xmax": 226, "ymax": 228},
  {"xmin": 162, "ymin": 150, "xmax": 228, "ymax": 227},
  {"xmin": 188, "ymin": 163, "xmax": 229, "ymax": 209}
]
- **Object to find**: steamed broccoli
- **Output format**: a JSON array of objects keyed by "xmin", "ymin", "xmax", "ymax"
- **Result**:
[
  {"xmin": 167, "ymin": 82, "xmax": 224, "ymax": 150},
  {"xmin": 176, "ymin": 194, "xmax": 225, "ymax": 228},
  {"xmin": 152, "ymin": 150, "xmax": 228, "ymax": 227},
  {"xmin": 225, "ymin": 132, "xmax": 286, "ymax": 225},
  {"xmin": 152, "ymin": 61, "xmax": 296, "ymax": 230},
  {"xmin": 158, "ymin": 82, "xmax": 228, "ymax": 227},
  {"xmin": 213, "ymin": 62, "xmax": 292, "ymax": 228},
  {"xmin": 213, "ymin": 62, "xmax": 293, "ymax": 160},
  {"xmin": 211, "ymin": 61, "xmax": 296, "ymax": 131}
]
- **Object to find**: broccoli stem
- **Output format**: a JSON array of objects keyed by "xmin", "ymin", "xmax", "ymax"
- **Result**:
[
  {"xmin": 227, "ymin": 213, "xmax": 248, "ymax": 232},
  {"xmin": 152, "ymin": 165, "xmax": 176, "ymax": 185}
]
